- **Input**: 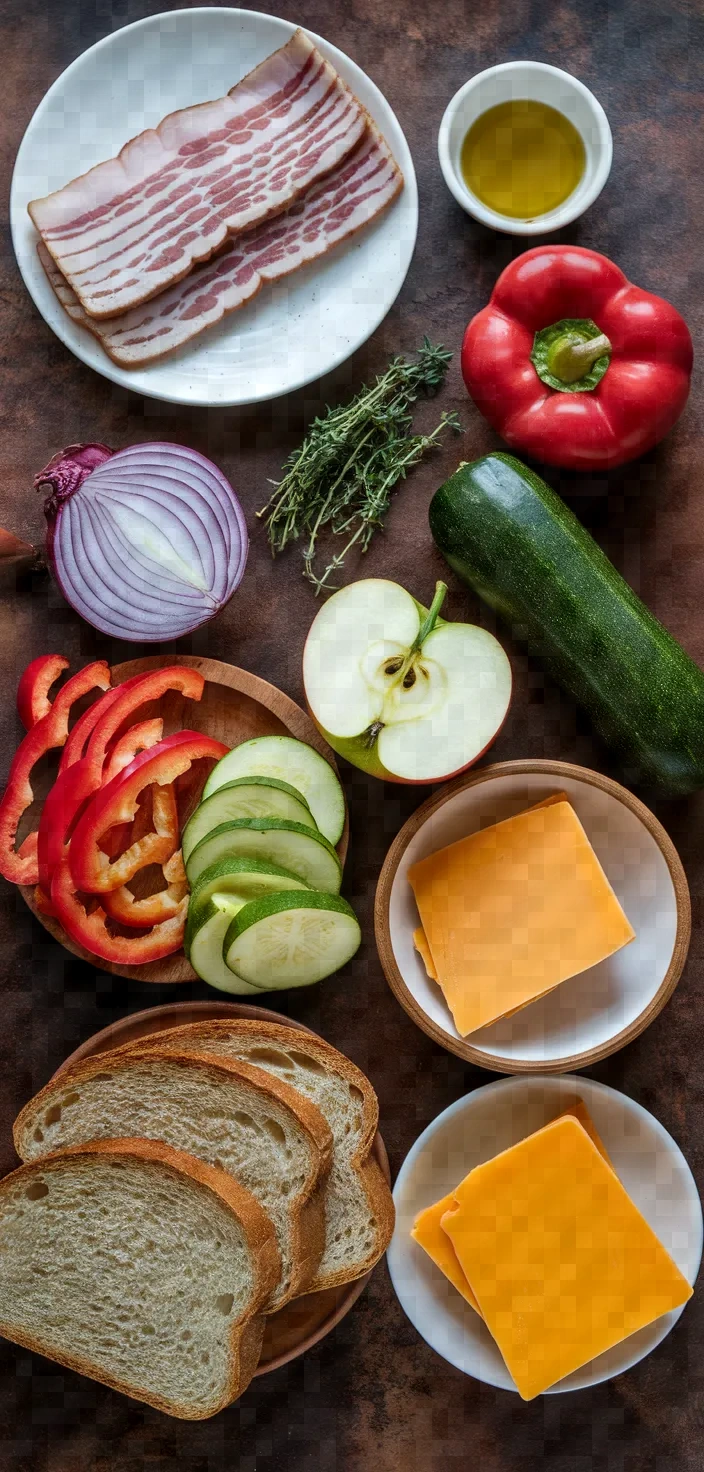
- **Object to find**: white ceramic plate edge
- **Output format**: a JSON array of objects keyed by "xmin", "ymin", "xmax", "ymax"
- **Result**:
[
  {"xmin": 10, "ymin": 7, "xmax": 418, "ymax": 407},
  {"xmin": 387, "ymin": 1074, "xmax": 702, "ymax": 1396},
  {"xmin": 385, "ymin": 766, "xmax": 685, "ymax": 1068}
]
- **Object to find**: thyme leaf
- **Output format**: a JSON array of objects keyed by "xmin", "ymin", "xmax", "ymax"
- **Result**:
[{"xmin": 258, "ymin": 339, "xmax": 460, "ymax": 593}]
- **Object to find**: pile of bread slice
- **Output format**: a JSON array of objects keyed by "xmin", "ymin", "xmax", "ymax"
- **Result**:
[{"xmin": 0, "ymin": 1018, "xmax": 394, "ymax": 1419}]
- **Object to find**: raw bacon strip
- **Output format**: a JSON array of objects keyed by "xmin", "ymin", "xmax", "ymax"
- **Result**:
[
  {"xmin": 29, "ymin": 29, "xmax": 368, "ymax": 320},
  {"xmin": 38, "ymin": 128, "xmax": 403, "ymax": 369}
]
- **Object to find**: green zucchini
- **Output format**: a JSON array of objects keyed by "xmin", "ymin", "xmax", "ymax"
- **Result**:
[{"xmin": 429, "ymin": 452, "xmax": 704, "ymax": 795}]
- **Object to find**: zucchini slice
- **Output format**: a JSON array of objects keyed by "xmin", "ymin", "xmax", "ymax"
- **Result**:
[
  {"xmin": 189, "ymin": 855, "xmax": 310, "ymax": 913},
  {"xmin": 202, "ymin": 736, "xmax": 345, "ymax": 846},
  {"xmin": 223, "ymin": 891, "xmax": 361, "ymax": 990},
  {"xmin": 186, "ymin": 893, "xmax": 261, "ymax": 995},
  {"xmin": 185, "ymin": 818, "xmax": 342, "ymax": 893},
  {"xmin": 182, "ymin": 777, "xmax": 316, "ymax": 862}
]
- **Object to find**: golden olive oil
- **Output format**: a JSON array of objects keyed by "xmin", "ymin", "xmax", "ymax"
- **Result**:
[{"xmin": 461, "ymin": 99, "xmax": 586, "ymax": 219}]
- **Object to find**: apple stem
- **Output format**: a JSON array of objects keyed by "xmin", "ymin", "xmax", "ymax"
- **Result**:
[
  {"xmin": 412, "ymin": 581, "xmax": 447, "ymax": 654},
  {"xmin": 382, "ymin": 581, "xmax": 448, "ymax": 696},
  {"xmin": 363, "ymin": 583, "xmax": 449, "ymax": 750}
]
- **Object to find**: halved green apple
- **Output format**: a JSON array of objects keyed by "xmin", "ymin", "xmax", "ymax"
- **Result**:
[{"xmin": 302, "ymin": 578, "xmax": 512, "ymax": 783}]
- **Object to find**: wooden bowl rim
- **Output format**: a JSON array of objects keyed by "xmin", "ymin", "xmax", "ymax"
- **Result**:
[
  {"xmin": 374, "ymin": 758, "xmax": 692, "ymax": 1076},
  {"xmin": 21, "ymin": 655, "xmax": 348, "ymax": 982},
  {"xmin": 51, "ymin": 998, "xmax": 389, "ymax": 1375}
]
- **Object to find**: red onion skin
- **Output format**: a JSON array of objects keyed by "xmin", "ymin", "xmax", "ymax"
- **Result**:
[
  {"xmin": 36, "ymin": 442, "xmax": 248, "ymax": 643},
  {"xmin": 36, "ymin": 444, "xmax": 113, "ymax": 517},
  {"xmin": 37, "ymin": 445, "xmax": 114, "ymax": 589}
]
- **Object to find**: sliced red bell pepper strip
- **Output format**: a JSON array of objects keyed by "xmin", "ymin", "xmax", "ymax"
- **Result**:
[
  {"xmin": 101, "ymin": 768, "xmax": 168, "ymax": 864},
  {"xmin": 0, "ymin": 660, "xmax": 111, "ymax": 886},
  {"xmin": 100, "ymin": 721, "xmax": 166, "ymax": 864},
  {"xmin": 59, "ymin": 685, "xmax": 121, "ymax": 773},
  {"xmin": 37, "ymin": 714, "xmax": 165, "ymax": 897},
  {"xmin": 74, "ymin": 774, "xmax": 177, "ymax": 893},
  {"xmin": 85, "ymin": 667, "xmax": 205, "ymax": 777},
  {"xmin": 50, "ymin": 855, "xmax": 188, "ymax": 964},
  {"xmin": 17, "ymin": 655, "xmax": 70, "ymax": 730},
  {"xmin": 70, "ymin": 730, "xmax": 227, "ymax": 894},
  {"xmin": 37, "ymin": 666, "xmax": 205, "ymax": 895},
  {"xmin": 102, "ymin": 844, "xmax": 188, "ymax": 929},
  {"xmin": 103, "ymin": 719, "xmax": 164, "ymax": 784}
]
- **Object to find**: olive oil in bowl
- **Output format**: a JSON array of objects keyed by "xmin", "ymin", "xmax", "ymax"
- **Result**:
[{"xmin": 460, "ymin": 99, "xmax": 586, "ymax": 220}]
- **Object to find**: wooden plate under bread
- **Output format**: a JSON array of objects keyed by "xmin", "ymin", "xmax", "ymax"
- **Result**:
[
  {"xmin": 375, "ymin": 759, "xmax": 691, "ymax": 1076},
  {"xmin": 20, "ymin": 655, "xmax": 348, "ymax": 985},
  {"xmin": 52, "ymin": 999, "xmax": 390, "ymax": 1377}
]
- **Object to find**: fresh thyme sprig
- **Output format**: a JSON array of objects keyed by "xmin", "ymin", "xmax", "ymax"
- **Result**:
[{"xmin": 258, "ymin": 339, "xmax": 460, "ymax": 594}]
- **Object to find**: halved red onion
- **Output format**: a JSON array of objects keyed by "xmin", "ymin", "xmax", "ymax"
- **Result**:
[{"xmin": 36, "ymin": 442, "xmax": 248, "ymax": 641}]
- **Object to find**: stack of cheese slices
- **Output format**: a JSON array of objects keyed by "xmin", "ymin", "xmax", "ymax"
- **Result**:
[
  {"xmin": 0, "ymin": 1020, "xmax": 394, "ymax": 1420},
  {"xmin": 410, "ymin": 793, "xmax": 636, "ymax": 1036},
  {"xmin": 412, "ymin": 1099, "xmax": 692, "ymax": 1400}
]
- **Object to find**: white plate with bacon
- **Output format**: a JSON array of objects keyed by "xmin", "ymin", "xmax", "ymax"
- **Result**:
[{"xmin": 10, "ymin": 8, "xmax": 417, "ymax": 407}]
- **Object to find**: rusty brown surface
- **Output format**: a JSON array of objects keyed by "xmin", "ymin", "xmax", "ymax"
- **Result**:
[{"xmin": 0, "ymin": 0, "xmax": 703, "ymax": 1466}]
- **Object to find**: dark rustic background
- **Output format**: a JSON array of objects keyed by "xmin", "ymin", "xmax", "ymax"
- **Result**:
[{"xmin": 1, "ymin": 0, "xmax": 703, "ymax": 1467}]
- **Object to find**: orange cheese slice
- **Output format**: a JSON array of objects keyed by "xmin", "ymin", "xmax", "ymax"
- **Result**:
[
  {"xmin": 412, "ymin": 1187, "xmax": 481, "ymax": 1311},
  {"xmin": 413, "ymin": 797, "xmax": 567, "ymax": 997},
  {"xmin": 413, "ymin": 926, "xmax": 438, "ymax": 982},
  {"xmin": 414, "ymin": 925, "xmax": 566, "ymax": 1021},
  {"xmin": 408, "ymin": 797, "xmax": 635, "ymax": 1037},
  {"xmin": 411, "ymin": 1099, "xmax": 612, "ymax": 1317},
  {"xmin": 441, "ymin": 1116, "xmax": 692, "ymax": 1400}
]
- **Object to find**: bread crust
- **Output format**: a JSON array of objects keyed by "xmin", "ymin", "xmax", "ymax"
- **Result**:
[
  {"xmin": 113, "ymin": 1019, "xmax": 396, "ymax": 1291},
  {"xmin": 13, "ymin": 1048, "xmax": 333, "ymax": 1309},
  {"xmin": 0, "ymin": 1138, "xmax": 280, "ymax": 1418}
]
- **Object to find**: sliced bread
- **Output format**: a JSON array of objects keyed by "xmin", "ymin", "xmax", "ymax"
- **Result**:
[
  {"xmin": 13, "ymin": 1050, "xmax": 333, "ymax": 1311},
  {"xmin": 0, "ymin": 1138, "xmax": 279, "ymax": 1419},
  {"xmin": 115, "ymin": 1020, "xmax": 395, "ymax": 1291}
]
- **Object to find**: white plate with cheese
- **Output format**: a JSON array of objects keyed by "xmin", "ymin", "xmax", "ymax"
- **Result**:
[
  {"xmin": 387, "ymin": 1074, "xmax": 702, "ymax": 1396},
  {"xmin": 374, "ymin": 759, "xmax": 690, "ymax": 1074}
]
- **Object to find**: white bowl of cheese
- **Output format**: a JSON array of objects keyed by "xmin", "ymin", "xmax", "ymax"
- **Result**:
[
  {"xmin": 374, "ymin": 759, "xmax": 689, "ymax": 1074},
  {"xmin": 387, "ymin": 1074, "xmax": 701, "ymax": 1394}
]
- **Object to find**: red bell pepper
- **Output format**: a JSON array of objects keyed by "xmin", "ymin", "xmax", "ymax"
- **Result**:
[
  {"xmin": 17, "ymin": 655, "xmax": 69, "ymax": 729},
  {"xmin": 36, "ymin": 666, "xmax": 205, "ymax": 896},
  {"xmin": 0, "ymin": 660, "xmax": 111, "ymax": 885},
  {"xmin": 69, "ymin": 730, "xmax": 227, "ymax": 894},
  {"xmin": 85, "ymin": 667, "xmax": 205, "ymax": 777},
  {"xmin": 37, "ymin": 715, "xmax": 167, "ymax": 899},
  {"xmin": 59, "ymin": 685, "xmax": 122, "ymax": 772},
  {"xmin": 102, "ymin": 827, "xmax": 188, "ymax": 929},
  {"xmin": 100, "ymin": 719, "xmax": 166, "ymax": 864},
  {"xmin": 103, "ymin": 719, "xmax": 164, "ymax": 784},
  {"xmin": 462, "ymin": 246, "xmax": 693, "ymax": 470},
  {"xmin": 51, "ymin": 855, "xmax": 188, "ymax": 964}
]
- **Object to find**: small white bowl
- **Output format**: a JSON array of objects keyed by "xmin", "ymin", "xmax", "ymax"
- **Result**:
[
  {"xmin": 375, "ymin": 760, "xmax": 690, "ymax": 1074},
  {"xmin": 387, "ymin": 1075, "xmax": 702, "ymax": 1396},
  {"xmin": 438, "ymin": 60, "xmax": 613, "ymax": 235}
]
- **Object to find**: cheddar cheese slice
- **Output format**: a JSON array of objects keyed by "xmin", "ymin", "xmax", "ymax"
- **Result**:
[
  {"xmin": 413, "ymin": 926, "xmax": 438, "ymax": 982},
  {"xmin": 441, "ymin": 1116, "xmax": 692, "ymax": 1400},
  {"xmin": 412, "ymin": 1187, "xmax": 481, "ymax": 1311},
  {"xmin": 408, "ymin": 798, "xmax": 634, "ymax": 1036},
  {"xmin": 412, "ymin": 797, "xmax": 567, "ymax": 998},
  {"xmin": 411, "ymin": 1099, "xmax": 612, "ymax": 1316}
]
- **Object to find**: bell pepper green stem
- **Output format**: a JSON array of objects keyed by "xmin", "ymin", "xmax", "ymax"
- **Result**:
[
  {"xmin": 547, "ymin": 331, "xmax": 612, "ymax": 385},
  {"xmin": 531, "ymin": 318, "xmax": 612, "ymax": 394}
]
